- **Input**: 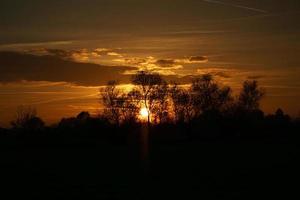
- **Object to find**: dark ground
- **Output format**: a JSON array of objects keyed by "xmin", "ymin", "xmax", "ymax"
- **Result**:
[{"xmin": 1, "ymin": 127, "xmax": 300, "ymax": 199}]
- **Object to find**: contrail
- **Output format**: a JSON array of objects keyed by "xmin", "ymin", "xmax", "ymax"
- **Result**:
[{"xmin": 203, "ymin": 0, "xmax": 268, "ymax": 13}]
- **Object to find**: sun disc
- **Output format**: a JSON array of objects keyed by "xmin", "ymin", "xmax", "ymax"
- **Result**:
[{"xmin": 140, "ymin": 107, "xmax": 149, "ymax": 118}]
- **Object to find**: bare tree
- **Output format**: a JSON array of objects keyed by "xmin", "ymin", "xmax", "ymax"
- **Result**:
[
  {"xmin": 11, "ymin": 106, "xmax": 44, "ymax": 130},
  {"xmin": 101, "ymin": 81, "xmax": 122, "ymax": 124},
  {"xmin": 150, "ymin": 81, "xmax": 170, "ymax": 124},
  {"xmin": 101, "ymin": 80, "xmax": 143, "ymax": 124},
  {"xmin": 169, "ymin": 83, "xmax": 194, "ymax": 122},
  {"xmin": 132, "ymin": 71, "xmax": 163, "ymax": 124},
  {"xmin": 122, "ymin": 89, "xmax": 142, "ymax": 123},
  {"xmin": 117, "ymin": 91, "xmax": 141, "ymax": 123}
]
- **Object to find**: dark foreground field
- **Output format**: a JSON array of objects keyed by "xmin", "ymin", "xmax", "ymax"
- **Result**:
[{"xmin": 1, "ymin": 125, "xmax": 300, "ymax": 199}]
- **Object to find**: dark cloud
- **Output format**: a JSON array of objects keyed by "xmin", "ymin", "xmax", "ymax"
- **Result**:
[
  {"xmin": 26, "ymin": 48, "xmax": 123, "ymax": 62},
  {"xmin": 155, "ymin": 56, "xmax": 208, "ymax": 68},
  {"xmin": 213, "ymin": 71, "xmax": 231, "ymax": 78},
  {"xmin": 120, "ymin": 58, "xmax": 148, "ymax": 65},
  {"xmin": 155, "ymin": 59, "xmax": 176, "ymax": 67},
  {"xmin": 0, "ymin": 51, "xmax": 212, "ymax": 86},
  {"xmin": 0, "ymin": 51, "xmax": 135, "ymax": 86},
  {"xmin": 45, "ymin": 49, "xmax": 72, "ymax": 58},
  {"xmin": 189, "ymin": 56, "xmax": 208, "ymax": 63}
]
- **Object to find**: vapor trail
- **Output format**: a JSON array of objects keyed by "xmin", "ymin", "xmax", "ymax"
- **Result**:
[{"xmin": 203, "ymin": 0, "xmax": 268, "ymax": 13}]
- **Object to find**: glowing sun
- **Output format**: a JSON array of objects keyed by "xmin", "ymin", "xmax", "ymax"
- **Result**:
[{"xmin": 140, "ymin": 107, "xmax": 149, "ymax": 118}]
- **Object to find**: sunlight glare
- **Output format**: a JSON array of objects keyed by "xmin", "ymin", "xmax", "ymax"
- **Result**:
[{"xmin": 140, "ymin": 107, "xmax": 149, "ymax": 118}]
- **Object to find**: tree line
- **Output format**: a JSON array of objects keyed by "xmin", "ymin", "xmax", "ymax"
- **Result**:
[
  {"xmin": 3, "ymin": 71, "xmax": 299, "ymax": 138},
  {"xmin": 101, "ymin": 71, "xmax": 265, "ymax": 125}
]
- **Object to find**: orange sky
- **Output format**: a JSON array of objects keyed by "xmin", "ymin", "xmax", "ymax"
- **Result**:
[{"xmin": 0, "ymin": 0, "xmax": 299, "ymax": 126}]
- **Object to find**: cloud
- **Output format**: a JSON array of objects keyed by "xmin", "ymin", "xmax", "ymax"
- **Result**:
[
  {"xmin": 155, "ymin": 59, "xmax": 177, "ymax": 67},
  {"xmin": 25, "ymin": 49, "xmax": 208, "ymax": 77},
  {"xmin": 93, "ymin": 48, "xmax": 111, "ymax": 53},
  {"xmin": 27, "ymin": 48, "xmax": 94, "ymax": 61},
  {"xmin": 0, "ymin": 51, "xmax": 136, "ymax": 86},
  {"xmin": 155, "ymin": 56, "xmax": 208, "ymax": 66},
  {"xmin": 168, "ymin": 56, "xmax": 209, "ymax": 64},
  {"xmin": 0, "ymin": 41, "xmax": 74, "ymax": 49},
  {"xmin": 113, "ymin": 56, "xmax": 181, "ymax": 75},
  {"xmin": 107, "ymin": 52, "xmax": 123, "ymax": 57},
  {"xmin": 202, "ymin": 0, "xmax": 268, "ymax": 13},
  {"xmin": 113, "ymin": 57, "xmax": 147, "ymax": 65},
  {"xmin": 92, "ymin": 48, "xmax": 123, "ymax": 57},
  {"xmin": 44, "ymin": 48, "xmax": 71, "ymax": 57},
  {"xmin": 196, "ymin": 67, "xmax": 237, "ymax": 78},
  {"xmin": 27, "ymin": 48, "xmax": 124, "ymax": 63},
  {"xmin": 187, "ymin": 56, "xmax": 208, "ymax": 63},
  {"xmin": 113, "ymin": 54, "xmax": 208, "ymax": 76}
]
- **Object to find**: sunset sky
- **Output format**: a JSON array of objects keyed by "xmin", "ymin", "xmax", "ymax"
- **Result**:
[{"xmin": 0, "ymin": 0, "xmax": 299, "ymax": 126}]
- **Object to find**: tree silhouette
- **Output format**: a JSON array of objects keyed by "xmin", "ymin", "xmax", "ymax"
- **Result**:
[
  {"xmin": 266, "ymin": 108, "xmax": 291, "ymax": 127},
  {"xmin": 101, "ymin": 80, "xmax": 122, "ymax": 124},
  {"xmin": 191, "ymin": 74, "xmax": 232, "ymax": 117},
  {"xmin": 121, "ymin": 89, "xmax": 142, "ymax": 123},
  {"xmin": 132, "ymin": 71, "xmax": 163, "ymax": 124},
  {"xmin": 99, "ymin": 72, "xmax": 269, "ymax": 127},
  {"xmin": 101, "ymin": 80, "xmax": 143, "ymax": 124},
  {"xmin": 169, "ymin": 83, "xmax": 193, "ymax": 122},
  {"xmin": 11, "ymin": 106, "xmax": 44, "ymax": 130},
  {"xmin": 77, "ymin": 111, "xmax": 91, "ymax": 121},
  {"xmin": 238, "ymin": 80, "xmax": 265, "ymax": 111},
  {"xmin": 149, "ymin": 81, "xmax": 170, "ymax": 124}
]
